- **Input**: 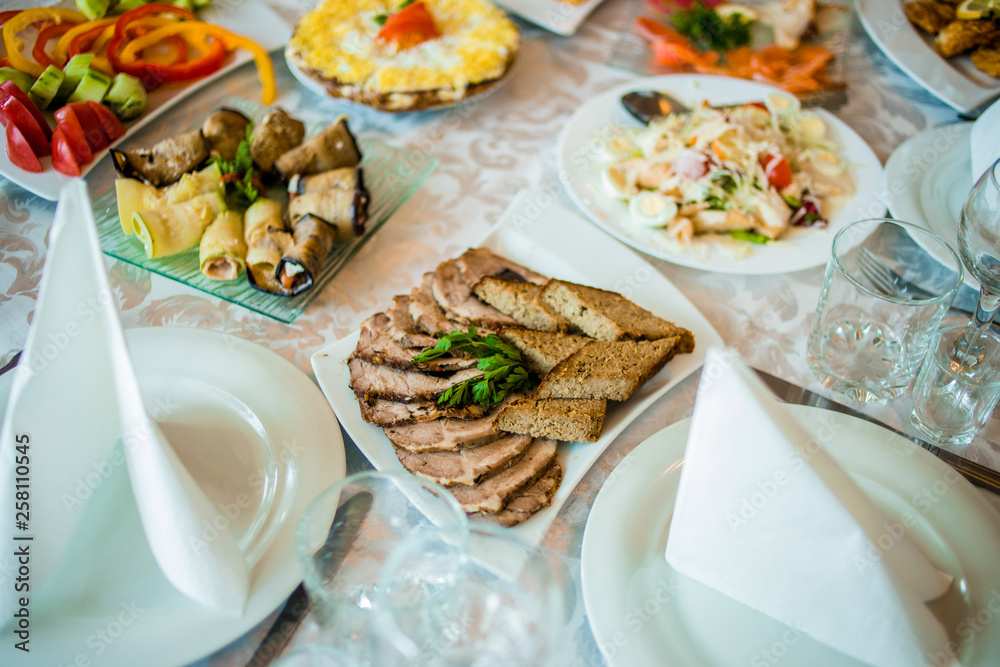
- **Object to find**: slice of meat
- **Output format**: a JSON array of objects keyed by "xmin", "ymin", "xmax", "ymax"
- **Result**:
[
  {"xmin": 357, "ymin": 395, "xmax": 486, "ymax": 426},
  {"xmin": 470, "ymin": 459, "xmax": 563, "ymax": 527},
  {"xmin": 395, "ymin": 433, "xmax": 533, "ymax": 487},
  {"xmin": 348, "ymin": 358, "xmax": 481, "ymax": 403},
  {"xmin": 448, "ymin": 439, "xmax": 558, "ymax": 513},
  {"xmin": 432, "ymin": 260, "xmax": 518, "ymax": 328},
  {"xmin": 410, "ymin": 272, "xmax": 464, "ymax": 336},
  {"xmin": 936, "ymin": 19, "xmax": 1000, "ymax": 58},
  {"xmin": 903, "ymin": 1, "xmax": 954, "ymax": 34},
  {"xmin": 386, "ymin": 295, "xmax": 438, "ymax": 349},
  {"xmin": 454, "ymin": 247, "xmax": 548, "ymax": 287},
  {"xmin": 354, "ymin": 314, "xmax": 476, "ymax": 373},
  {"xmin": 383, "ymin": 395, "xmax": 519, "ymax": 452}
]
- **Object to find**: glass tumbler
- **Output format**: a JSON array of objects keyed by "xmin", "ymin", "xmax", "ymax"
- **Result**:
[
  {"xmin": 295, "ymin": 471, "xmax": 468, "ymax": 661},
  {"xmin": 807, "ymin": 218, "xmax": 963, "ymax": 402},
  {"xmin": 910, "ymin": 325, "xmax": 1000, "ymax": 446}
]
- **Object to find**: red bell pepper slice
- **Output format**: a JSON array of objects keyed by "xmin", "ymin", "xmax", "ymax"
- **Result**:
[
  {"xmin": 0, "ymin": 11, "xmax": 20, "ymax": 27},
  {"xmin": 68, "ymin": 22, "xmax": 113, "ymax": 58},
  {"xmin": 33, "ymin": 22, "xmax": 78, "ymax": 68},
  {"xmin": 64, "ymin": 102, "xmax": 108, "ymax": 150},
  {"xmin": 377, "ymin": 2, "xmax": 439, "ymax": 50},
  {"xmin": 5, "ymin": 122, "xmax": 43, "ymax": 173},
  {"xmin": 0, "ymin": 97, "xmax": 51, "ymax": 157},
  {"xmin": 54, "ymin": 105, "xmax": 93, "ymax": 163},
  {"xmin": 0, "ymin": 81, "xmax": 51, "ymax": 141},
  {"xmin": 86, "ymin": 101, "xmax": 125, "ymax": 141},
  {"xmin": 51, "ymin": 126, "xmax": 81, "ymax": 176}
]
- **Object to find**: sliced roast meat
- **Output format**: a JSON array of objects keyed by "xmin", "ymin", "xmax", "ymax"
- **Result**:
[
  {"xmin": 432, "ymin": 260, "xmax": 518, "ymax": 329},
  {"xmin": 357, "ymin": 395, "xmax": 486, "ymax": 426},
  {"xmin": 470, "ymin": 459, "xmax": 563, "ymax": 527},
  {"xmin": 348, "ymin": 358, "xmax": 481, "ymax": 403},
  {"xmin": 410, "ymin": 273, "xmax": 464, "ymax": 336},
  {"xmin": 454, "ymin": 247, "xmax": 548, "ymax": 287},
  {"xmin": 355, "ymin": 314, "xmax": 476, "ymax": 373},
  {"xmin": 449, "ymin": 439, "xmax": 558, "ymax": 513},
  {"xmin": 383, "ymin": 395, "xmax": 518, "ymax": 453},
  {"xmin": 395, "ymin": 433, "xmax": 533, "ymax": 487},
  {"xmin": 386, "ymin": 295, "xmax": 438, "ymax": 349}
]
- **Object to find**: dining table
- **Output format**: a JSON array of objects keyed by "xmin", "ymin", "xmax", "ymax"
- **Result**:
[{"xmin": 2, "ymin": 0, "xmax": 1000, "ymax": 665}]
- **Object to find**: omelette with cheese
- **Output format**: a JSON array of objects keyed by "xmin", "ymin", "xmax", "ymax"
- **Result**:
[{"xmin": 286, "ymin": 0, "xmax": 520, "ymax": 111}]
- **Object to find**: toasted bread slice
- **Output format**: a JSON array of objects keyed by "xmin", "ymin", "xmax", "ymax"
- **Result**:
[
  {"xmin": 498, "ymin": 327, "xmax": 589, "ymax": 377},
  {"xmin": 494, "ymin": 397, "xmax": 606, "ymax": 442},
  {"xmin": 542, "ymin": 279, "xmax": 695, "ymax": 350},
  {"xmin": 536, "ymin": 337, "xmax": 681, "ymax": 402},
  {"xmin": 473, "ymin": 277, "xmax": 569, "ymax": 332}
]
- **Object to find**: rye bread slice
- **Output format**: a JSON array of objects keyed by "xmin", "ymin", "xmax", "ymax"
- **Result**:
[
  {"xmin": 383, "ymin": 395, "xmax": 518, "ymax": 453},
  {"xmin": 536, "ymin": 337, "xmax": 681, "ymax": 401},
  {"xmin": 473, "ymin": 277, "xmax": 569, "ymax": 332},
  {"xmin": 542, "ymin": 279, "xmax": 695, "ymax": 351},
  {"xmin": 494, "ymin": 397, "xmax": 606, "ymax": 442},
  {"xmin": 448, "ymin": 439, "xmax": 558, "ymax": 513},
  {"xmin": 470, "ymin": 459, "xmax": 563, "ymax": 527},
  {"xmin": 395, "ymin": 433, "xmax": 533, "ymax": 487},
  {"xmin": 498, "ymin": 327, "xmax": 588, "ymax": 377}
]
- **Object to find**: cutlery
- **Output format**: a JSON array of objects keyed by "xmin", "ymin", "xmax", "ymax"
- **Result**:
[
  {"xmin": 0, "ymin": 351, "xmax": 20, "ymax": 377},
  {"xmin": 621, "ymin": 91, "xmax": 691, "ymax": 125},
  {"xmin": 753, "ymin": 367, "xmax": 1000, "ymax": 494},
  {"xmin": 246, "ymin": 490, "xmax": 373, "ymax": 667}
]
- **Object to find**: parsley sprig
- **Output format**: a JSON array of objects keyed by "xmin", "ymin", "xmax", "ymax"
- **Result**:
[
  {"xmin": 671, "ymin": 2, "xmax": 754, "ymax": 53},
  {"xmin": 211, "ymin": 123, "xmax": 261, "ymax": 209},
  {"xmin": 374, "ymin": 0, "xmax": 416, "ymax": 26},
  {"xmin": 412, "ymin": 328, "xmax": 533, "ymax": 408}
]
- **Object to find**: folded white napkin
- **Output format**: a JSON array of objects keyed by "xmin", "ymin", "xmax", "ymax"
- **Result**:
[
  {"xmin": 971, "ymin": 98, "xmax": 1000, "ymax": 184},
  {"xmin": 665, "ymin": 348, "xmax": 956, "ymax": 667},
  {"xmin": 0, "ymin": 181, "xmax": 248, "ymax": 620}
]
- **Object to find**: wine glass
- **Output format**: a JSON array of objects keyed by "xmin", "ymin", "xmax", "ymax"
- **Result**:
[{"xmin": 958, "ymin": 156, "xmax": 1000, "ymax": 329}]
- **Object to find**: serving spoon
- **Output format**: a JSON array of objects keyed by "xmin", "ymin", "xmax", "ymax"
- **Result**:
[{"xmin": 621, "ymin": 90, "xmax": 692, "ymax": 125}]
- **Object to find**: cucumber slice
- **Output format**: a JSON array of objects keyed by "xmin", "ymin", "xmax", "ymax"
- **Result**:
[
  {"xmin": 171, "ymin": 0, "xmax": 196, "ymax": 9},
  {"xmin": 27, "ymin": 65, "xmax": 65, "ymax": 110},
  {"xmin": 74, "ymin": 0, "xmax": 113, "ymax": 20},
  {"xmin": 0, "ymin": 68, "xmax": 35, "ymax": 94},
  {"xmin": 56, "ymin": 54, "xmax": 95, "ymax": 102},
  {"xmin": 115, "ymin": 0, "xmax": 147, "ymax": 10},
  {"xmin": 103, "ymin": 73, "xmax": 147, "ymax": 122},
  {"xmin": 67, "ymin": 68, "xmax": 112, "ymax": 104}
]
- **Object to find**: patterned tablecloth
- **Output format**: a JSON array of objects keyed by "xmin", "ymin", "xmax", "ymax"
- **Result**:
[{"xmin": 1, "ymin": 0, "xmax": 998, "ymax": 664}]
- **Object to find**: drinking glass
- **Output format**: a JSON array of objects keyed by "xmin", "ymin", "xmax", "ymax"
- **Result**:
[
  {"xmin": 910, "ymin": 325, "xmax": 1000, "ymax": 446},
  {"xmin": 372, "ymin": 523, "xmax": 565, "ymax": 667},
  {"xmin": 958, "ymin": 157, "xmax": 1000, "ymax": 328},
  {"xmin": 807, "ymin": 218, "xmax": 963, "ymax": 402},
  {"xmin": 295, "ymin": 471, "xmax": 468, "ymax": 662}
]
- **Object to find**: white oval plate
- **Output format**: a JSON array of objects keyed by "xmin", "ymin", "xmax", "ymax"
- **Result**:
[
  {"xmin": 581, "ymin": 404, "xmax": 1000, "ymax": 666},
  {"xmin": 556, "ymin": 75, "xmax": 885, "ymax": 275}
]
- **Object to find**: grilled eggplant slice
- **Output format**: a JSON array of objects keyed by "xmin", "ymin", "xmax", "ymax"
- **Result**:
[
  {"xmin": 244, "ymin": 198, "xmax": 294, "ymax": 294},
  {"xmin": 110, "ymin": 129, "xmax": 210, "ymax": 187},
  {"xmin": 200, "ymin": 210, "xmax": 247, "ymax": 281},
  {"xmin": 274, "ymin": 116, "xmax": 362, "ymax": 178},
  {"xmin": 287, "ymin": 188, "xmax": 369, "ymax": 238},
  {"xmin": 275, "ymin": 214, "xmax": 338, "ymax": 296},
  {"xmin": 202, "ymin": 108, "xmax": 251, "ymax": 162},
  {"xmin": 250, "ymin": 108, "xmax": 306, "ymax": 173},
  {"xmin": 288, "ymin": 166, "xmax": 364, "ymax": 196}
]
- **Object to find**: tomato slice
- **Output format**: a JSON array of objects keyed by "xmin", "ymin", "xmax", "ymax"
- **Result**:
[
  {"xmin": 0, "ymin": 97, "xmax": 51, "ymax": 157},
  {"xmin": 0, "ymin": 81, "xmax": 51, "ymax": 141},
  {"xmin": 5, "ymin": 122, "xmax": 43, "ymax": 173},
  {"xmin": 54, "ymin": 105, "xmax": 94, "ymax": 163},
  {"xmin": 51, "ymin": 127, "xmax": 82, "ymax": 177},
  {"xmin": 65, "ymin": 102, "xmax": 108, "ymax": 151},
  {"xmin": 376, "ymin": 2, "xmax": 439, "ymax": 50},
  {"xmin": 86, "ymin": 101, "xmax": 125, "ymax": 142},
  {"xmin": 760, "ymin": 151, "xmax": 792, "ymax": 189}
]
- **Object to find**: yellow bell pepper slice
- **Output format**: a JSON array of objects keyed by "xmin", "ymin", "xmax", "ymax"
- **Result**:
[
  {"xmin": 3, "ymin": 8, "xmax": 86, "ymax": 77},
  {"xmin": 52, "ymin": 17, "xmax": 117, "ymax": 64}
]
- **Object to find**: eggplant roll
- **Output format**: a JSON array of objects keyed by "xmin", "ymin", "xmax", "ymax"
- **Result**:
[
  {"xmin": 111, "ymin": 129, "xmax": 210, "ymax": 187},
  {"xmin": 199, "ymin": 210, "xmax": 247, "ymax": 281},
  {"xmin": 132, "ymin": 192, "xmax": 227, "ymax": 259},
  {"xmin": 287, "ymin": 188, "xmax": 369, "ymax": 238},
  {"xmin": 250, "ymin": 108, "xmax": 306, "ymax": 173},
  {"xmin": 274, "ymin": 116, "xmax": 362, "ymax": 179},
  {"xmin": 289, "ymin": 167, "xmax": 364, "ymax": 196},
  {"xmin": 202, "ymin": 108, "xmax": 251, "ymax": 162},
  {"xmin": 115, "ymin": 163, "xmax": 224, "ymax": 235},
  {"xmin": 275, "ymin": 214, "xmax": 338, "ymax": 296},
  {"xmin": 243, "ymin": 198, "xmax": 293, "ymax": 290}
]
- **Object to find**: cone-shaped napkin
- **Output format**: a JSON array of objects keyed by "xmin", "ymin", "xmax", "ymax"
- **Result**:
[
  {"xmin": 665, "ymin": 348, "xmax": 956, "ymax": 667},
  {"xmin": 0, "ymin": 181, "xmax": 248, "ymax": 620},
  {"xmin": 972, "ymin": 98, "xmax": 1000, "ymax": 184}
]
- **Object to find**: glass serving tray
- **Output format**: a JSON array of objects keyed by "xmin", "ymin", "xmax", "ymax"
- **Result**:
[{"xmin": 93, "ymin": 103, "xmax": 437, "ymax": 324}]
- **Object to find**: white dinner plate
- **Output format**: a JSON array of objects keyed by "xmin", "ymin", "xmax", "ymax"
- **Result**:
[
  {"xmin": 556, "ymin": 75, "xmax": 885, "ymax": 275},
  {"xmin": 0, "ymin": 0, "xmax": 291, "ymax": 201},
  {"xmin": 885, "ymin": 122, "xmax": 978, "ymax": 289},
  {"xmin": 856, "ymin": 0, "xmax": 1000, "ymax": 114},
  {"xmin": 311, "ymin": 190, "xmax": 724, "ymax": 548},
  {"xmin": 581, "ymin": 404, "xmax": 1000, "ymax": 666},
  {"xmin": 0, "ymin": 327, "xmax": 345, "ymax": 667},
  {"xmin": 494, "ymin": 0, "xmax": 608, "ymax": 37}
]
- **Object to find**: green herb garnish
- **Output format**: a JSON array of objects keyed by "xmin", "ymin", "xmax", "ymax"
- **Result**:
[
  {"xmin": 374, "ymin": 13, "xmax": 388, "ymax": 25},
  {"xmin": 413, "ymin": 327, "xmax": 533, "ymax": 408},
  {"xmin": 712, "ymin": 171, "xmax": 738, "ymax": 193},
  {"xmin": 783, "ymin": 194, "xmax": 802, "ymax": 208},
  {"xmin": 705, "ymin": 193, "xmax": 729, "ymax": 210},
  {"xmin": 211, "ymin": 123, "xmax": 261, "ymax": 209},
  {"xmin": 726, "ymin": 229, "xmax": 770, "ymax": 244},
  {"xmin": 671, "ymin": 2, "xmax": 754, "ymax": 53}
]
